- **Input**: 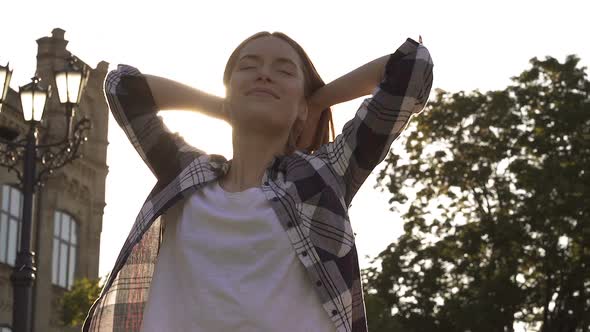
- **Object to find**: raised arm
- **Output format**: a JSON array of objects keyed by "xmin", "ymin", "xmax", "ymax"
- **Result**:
[
  {"xmin": 105, "ymin": 65, "xmax": 221, "ymax": 183},
  {"xmin": 308, "ymin": 38, "xmax": 434, "ymax": 207},
  {"xmin": 308, "ymin": 55, "xmax": 390, "ymax": 110},
  {"xmin": 144, "ymin": 74, "xmax": 226, "ymax": 122},
  {"xmin": 309, "ymin": 35, "xmax": 425, "ymax": 109}
]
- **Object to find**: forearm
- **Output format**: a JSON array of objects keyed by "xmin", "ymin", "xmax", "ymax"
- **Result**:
[
  {"xmin": 309, "ymin": 54, "xmax": 390, "ymax": 109},
  {"xmin": 144, "ymin": 74, "xmax": 226, "ymax": 122}
]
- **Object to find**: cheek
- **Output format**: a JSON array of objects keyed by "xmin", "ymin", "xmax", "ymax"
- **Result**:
[
  {"xmin": 282, "ymin": 79, "xmax": 305, "ymax": 101},
  {"xmin": 227, "ymin": 75, "xmax": 243, "ymax": 95}
]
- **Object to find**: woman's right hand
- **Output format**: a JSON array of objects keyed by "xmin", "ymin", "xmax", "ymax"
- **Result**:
[{"xmin": 297, "ymin": 98, "xmax": 325, "ymax": 150}]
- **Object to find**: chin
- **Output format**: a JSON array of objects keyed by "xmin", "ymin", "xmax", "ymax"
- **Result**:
[{"xmin": 238, "ymin": 112, "xmax": 291, "ymax": 133}]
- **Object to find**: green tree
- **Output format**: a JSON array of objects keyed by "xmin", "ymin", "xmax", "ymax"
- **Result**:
[
  {"xmin": 362, "ymin": 54, "xmax": 590, "ymax": 332},
  {"xmin": 60, "ymin": 276, "xmax": 104, "ymax": 327}
]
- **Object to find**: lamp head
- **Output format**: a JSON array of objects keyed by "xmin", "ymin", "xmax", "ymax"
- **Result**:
[
  {"xmin": 19, "ymin": 76, "xmax": 51, "ymax": 122},
  {"xmin": 55, "ymin": 56, "xmax": 87, "ymax": 105},
  {"xmin": 0, "ymin": 62, "xmax": 13, "ymax": 107}
]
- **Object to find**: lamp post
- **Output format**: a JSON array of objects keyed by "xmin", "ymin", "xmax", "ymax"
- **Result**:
[{"xmin": 0, "ymin": 57, "xmax": 91, "ymax": 332}]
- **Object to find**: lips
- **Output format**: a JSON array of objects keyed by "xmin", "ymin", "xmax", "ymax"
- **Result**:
[{"xmin": 245, "ymin": 87, "xmax": 279, "ymax": 99}]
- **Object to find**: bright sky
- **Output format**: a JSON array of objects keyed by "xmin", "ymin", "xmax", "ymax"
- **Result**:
[{"xmin": 2, "ymin": 0, "xmax": 589, "ymax": 309}]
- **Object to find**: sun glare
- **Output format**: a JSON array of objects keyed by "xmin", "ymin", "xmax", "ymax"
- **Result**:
[{"xmin": 159, "ymin": 111, "xmax": 233, "ymax": 159}]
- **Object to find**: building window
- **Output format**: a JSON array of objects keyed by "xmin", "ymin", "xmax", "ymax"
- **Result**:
[
  {"xmin": 0, "ymin": 185, "xmax": 23, "ymax": 266},
  {"xmin": 52, "ymin": 211, "xmax": 77, "ymax": 289}
]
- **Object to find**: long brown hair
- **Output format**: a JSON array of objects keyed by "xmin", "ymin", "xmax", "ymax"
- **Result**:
[{"xmin": 222, "ymin": 31, "xmax": 335, "ymax": 155}]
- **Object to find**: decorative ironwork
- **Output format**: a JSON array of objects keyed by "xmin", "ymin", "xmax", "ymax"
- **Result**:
[
  {"xmin": 0, "ymin": 137, "xmax": 24, "ymax": 181},
  {"xmin": 36, "ymin": 117, "xmax": 91, "ymax": 187},
  {"xmin": 0, "ymin": 118, "xmax": 90, "ymax": 187}
]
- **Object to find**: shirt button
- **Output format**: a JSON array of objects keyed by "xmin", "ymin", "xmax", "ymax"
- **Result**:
[
  {"xmin": 287, "ymin": 222, "xmax": 293, "ymax": 227},
  {"xmin": 271, "ymin": 197, "xmax": 279, "ymax": 202},
  {"xmin": 332, "ymin": 310, "xmax": 337, "ymax": 315},
  {"xmin": 316, "ymin": 280, "xmax": 322, "ymax": 287},
  {"xmin": 264, "ymin": 181, "xmax": 269, "ymax": 186},
  {"xmin": 302, "ymin": 251, "xmax": 307, "ymax": 256}
]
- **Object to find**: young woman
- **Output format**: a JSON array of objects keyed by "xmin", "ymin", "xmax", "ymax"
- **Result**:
[{"xmin": 83, "ymin": 32, "xmax": 433, "ymax": 332}]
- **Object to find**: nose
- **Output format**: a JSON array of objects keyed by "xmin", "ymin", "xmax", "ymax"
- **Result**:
[
  {"xmin": 256, "ymin": 73, "xmax": 272, "ymax": 83},
  {"xmin": 255, "ymin": 66, "xmax": 272, "ymax": 83}
]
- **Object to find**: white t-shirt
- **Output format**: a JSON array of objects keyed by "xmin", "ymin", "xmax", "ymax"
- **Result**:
[{"xmin": 140, "ymin": 179, "xmax": 336, "ymax": 332}]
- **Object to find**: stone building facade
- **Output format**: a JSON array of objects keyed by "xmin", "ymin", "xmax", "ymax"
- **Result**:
[{"xmin": 0, "ymin": 28, "xmax": 109, "ymax": 332}]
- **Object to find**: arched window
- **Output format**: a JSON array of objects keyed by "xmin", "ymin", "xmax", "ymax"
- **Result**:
[
  {"xmin": 0, "ymin": 184, "xmax": 23, "ymax": 266},
  {"xmin": 52, "ymin": 211, "xmax": 77, "ymax": 289}
]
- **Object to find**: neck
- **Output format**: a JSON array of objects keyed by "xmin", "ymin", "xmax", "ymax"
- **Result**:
[{"xmin": 219, "ymin": 127, "xmax": 288, "ymax": 192}]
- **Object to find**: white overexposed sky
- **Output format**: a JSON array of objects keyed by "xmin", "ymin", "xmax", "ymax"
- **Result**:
[{"xmin": 2, "ymin": 0, "xmax": 589, "ymax": 302}]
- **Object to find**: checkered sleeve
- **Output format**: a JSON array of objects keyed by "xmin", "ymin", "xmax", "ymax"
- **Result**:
[
  {"xmin": 313, "ymin": 38, "xmax": 434, "ymax": 207},
  {"xmin": 104, "ymin": 64, "xmax": 205, "ymax": 183}
]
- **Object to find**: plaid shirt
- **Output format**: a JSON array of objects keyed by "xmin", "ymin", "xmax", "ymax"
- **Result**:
[{"xmin": 83, "ymin": 37, "xmax": 433, "ymax": 332}]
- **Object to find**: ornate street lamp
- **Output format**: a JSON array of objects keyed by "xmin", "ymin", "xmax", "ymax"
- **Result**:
[{"xmin": 0, "ymin": 56, "xmax": 91, "ymax": 332}]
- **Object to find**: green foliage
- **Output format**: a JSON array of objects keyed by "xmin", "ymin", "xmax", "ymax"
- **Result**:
[
  {"xmin": 60, "ymin": 277, "xmax": 104, "ymax": 327},
  {"xmin": 362, "ymin": 55, "xmax": 590, "ymax": 332}
]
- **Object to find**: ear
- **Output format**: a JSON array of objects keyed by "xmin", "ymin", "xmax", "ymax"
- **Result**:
[
  {"xmin": 222, "ymin": 99, "xmax": 233, "ymax": 123},
  {"xmin": 297, "ymin": 98, "xmax": 308, "ymax": 122}
]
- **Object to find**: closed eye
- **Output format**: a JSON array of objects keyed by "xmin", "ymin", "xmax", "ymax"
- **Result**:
[{"xmin": 238, "ymin": 65, "xmax": 294, "ymax": 76}]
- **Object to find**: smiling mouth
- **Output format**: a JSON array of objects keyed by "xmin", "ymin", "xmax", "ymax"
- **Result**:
[
  {"xmin": 245, "ymin": 89, "xmax": 279, "ymax": 99},
  {"xmin": 247, "ymin": 91, "xmax": 276, "ymax": 98}
]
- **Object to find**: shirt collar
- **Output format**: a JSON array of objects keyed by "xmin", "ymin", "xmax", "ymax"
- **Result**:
[{"xmin": 207, "ymin": 153, "xmax": 288, "ymax": 175}]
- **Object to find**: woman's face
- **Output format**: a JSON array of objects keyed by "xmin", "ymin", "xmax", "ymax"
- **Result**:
[{"xmin": 226, "ymin": 36, "xmax": 307, "ymax": 136}]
